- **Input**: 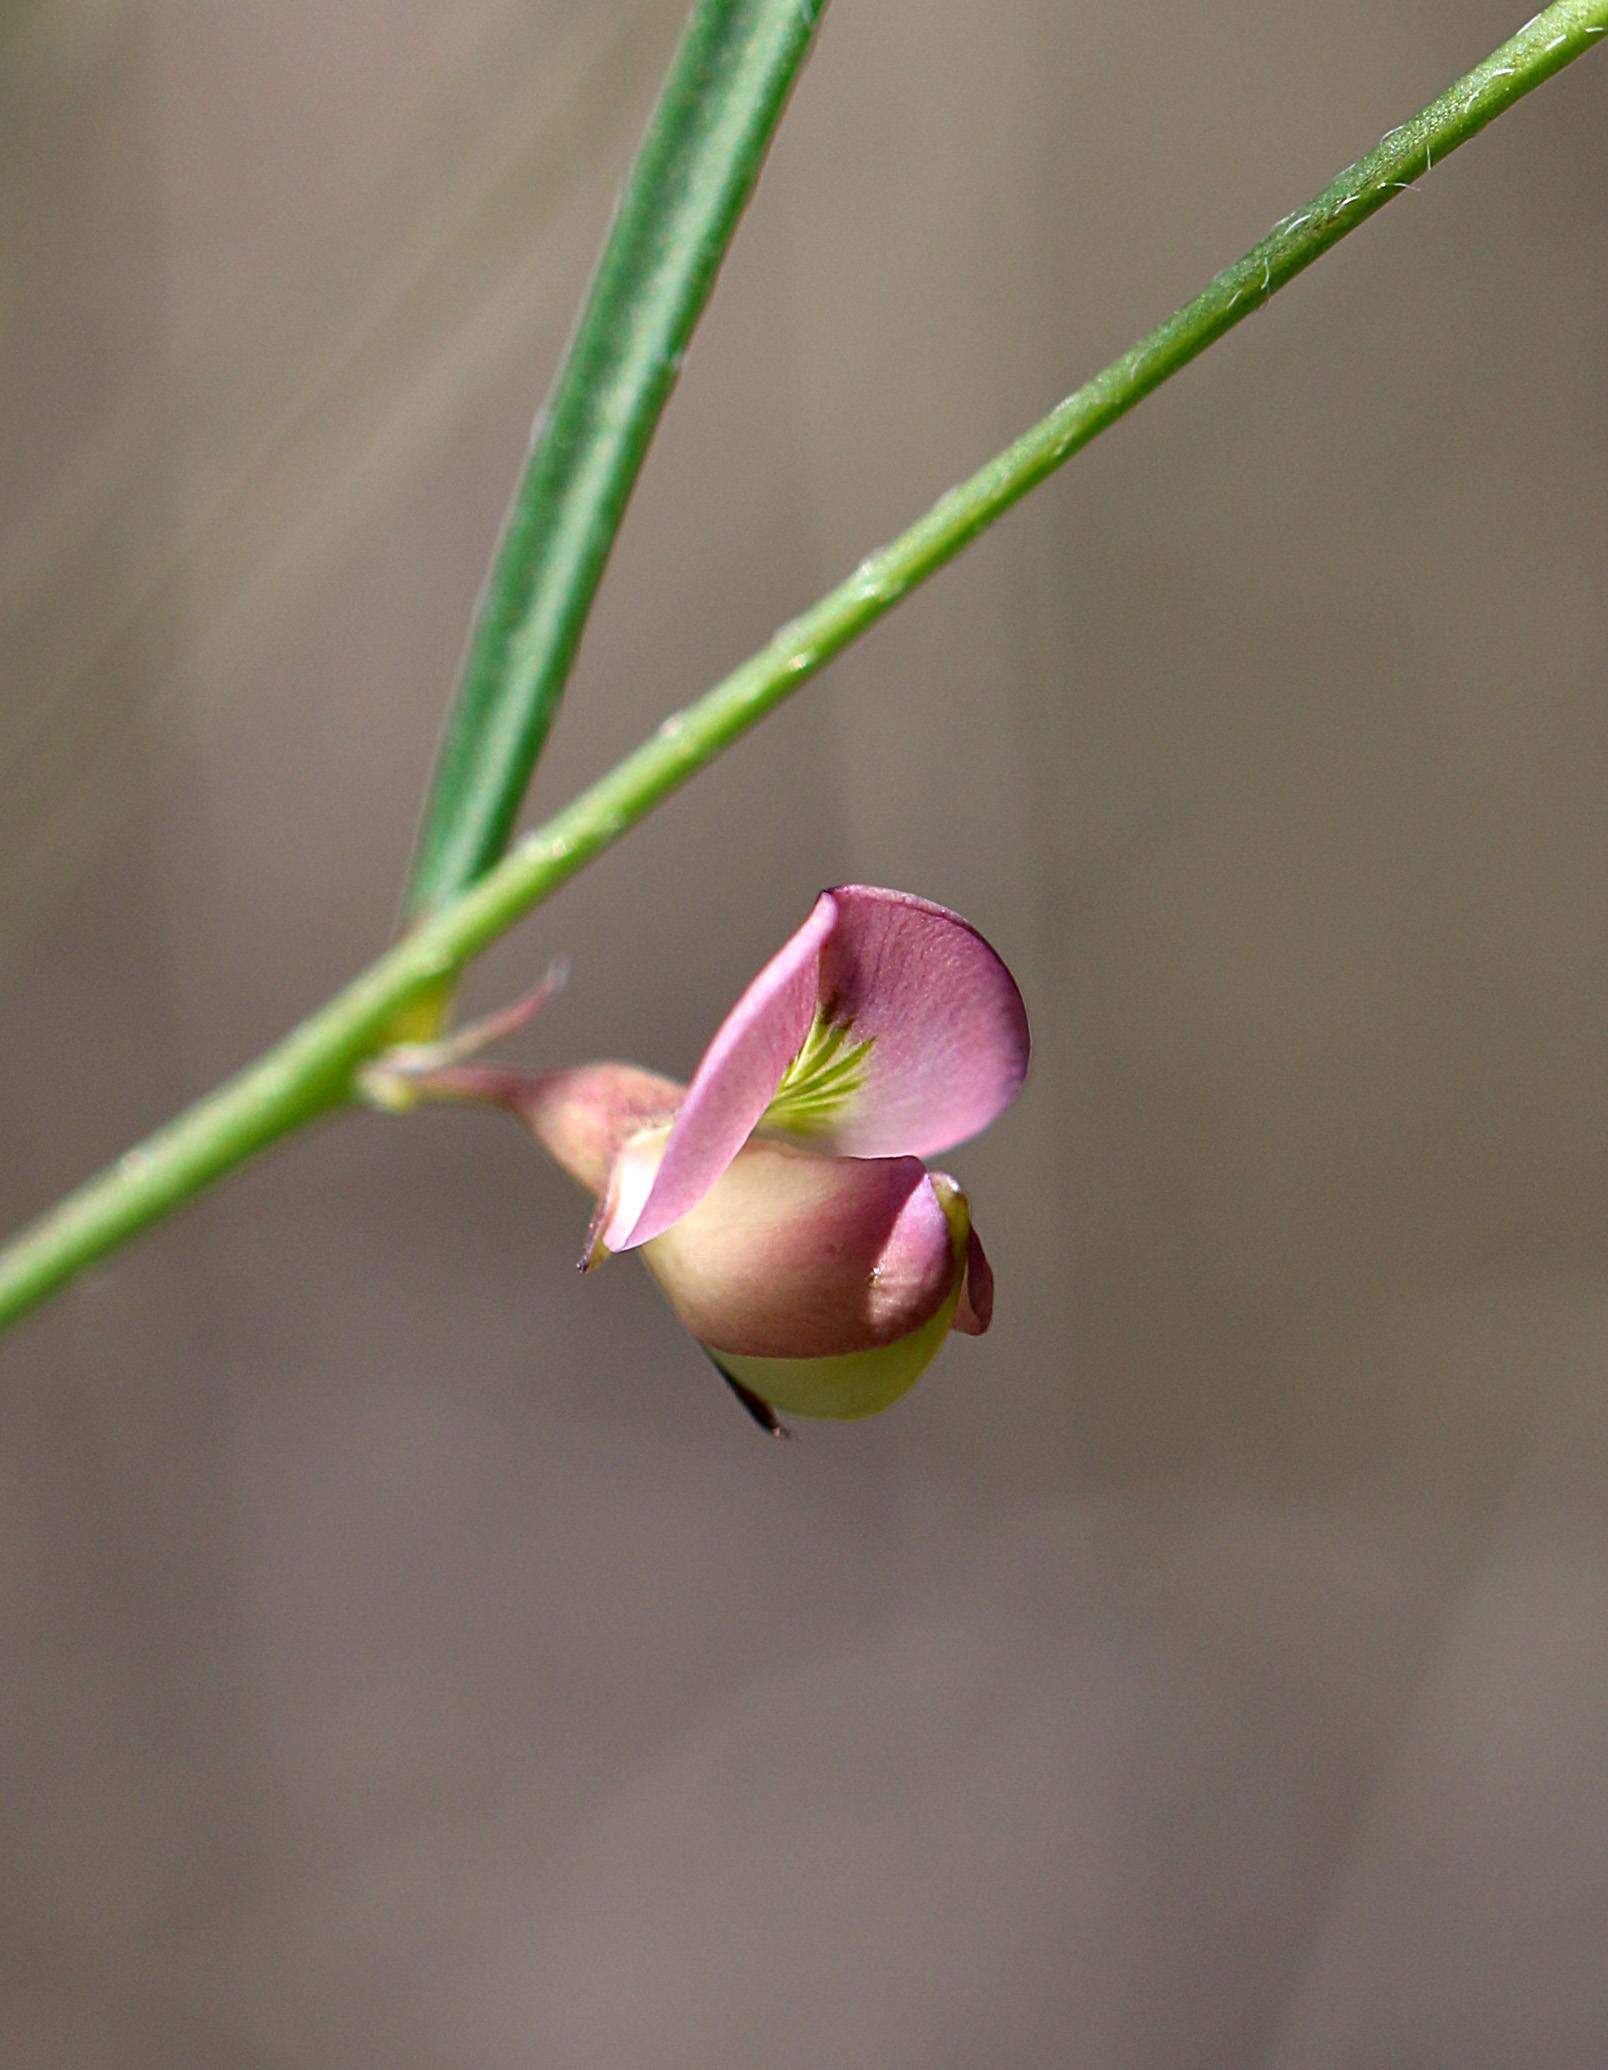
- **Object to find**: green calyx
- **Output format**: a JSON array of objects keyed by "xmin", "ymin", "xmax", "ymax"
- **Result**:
[{"xmin": 761, "ymin": 1010, "xmax": 874, "ymax": 1138}]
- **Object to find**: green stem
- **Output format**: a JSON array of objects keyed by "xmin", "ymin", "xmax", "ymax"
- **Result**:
[
  {"xmin": 0, "ymin": 0, "xmax": 1601, "ymax": 1336},
  {"xmin": 403, "ymin": 0, "xmax": 828, "ymax": 920}
]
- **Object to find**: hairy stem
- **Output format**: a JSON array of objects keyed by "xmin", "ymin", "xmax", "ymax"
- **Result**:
[
  {"xmin": 0, "ymin": 0, "xmax": 1601, "ymax": 1336},
  {"xmin": 403, "ymin": 0, "xmax": 828, "ymax": 920}
]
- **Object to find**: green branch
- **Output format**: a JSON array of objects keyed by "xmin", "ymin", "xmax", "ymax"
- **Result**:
[
  {"xmin": 403, "ymin": 0, "xmax": 828, "ymax": 920},
  {"xmin": 0, "ymin": 0, "xmax": 1601, "ymax": 1336}
]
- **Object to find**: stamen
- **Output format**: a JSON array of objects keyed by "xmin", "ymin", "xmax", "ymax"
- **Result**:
[{"xmin": 761, "ymin": 1008, "xmax": 874, "ymax": 1137}]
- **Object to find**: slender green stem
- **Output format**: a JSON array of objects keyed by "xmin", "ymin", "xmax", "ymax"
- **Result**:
[
  {"xmin": 403, "ymin": 0, "xmax": 828, "ymax": 919},
  {"xmin": 0, "ymin": 0, "xmax": 1600, "ymax": 1336}
]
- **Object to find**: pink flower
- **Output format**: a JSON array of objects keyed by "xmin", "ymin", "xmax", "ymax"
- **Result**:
[{"xmin": 385, "ymin": 888, "xmax": 1028, "ymax": 1432}]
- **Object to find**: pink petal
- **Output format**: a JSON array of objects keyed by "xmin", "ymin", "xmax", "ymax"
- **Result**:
[
  {"xmin": 641, "ymin": 1141, "xmax": 960, "ymax": 1359},
  {"xmin": 808, "ymin": 886, "xmax": 1030, "ymax": 1159},
  {"xmin": 608, "ymin": 885, "xmax": 1027, "ymax": 1252},
  {"xmin": 606, "ymin": 894, "xmax": 837, "ymax": 1250}
]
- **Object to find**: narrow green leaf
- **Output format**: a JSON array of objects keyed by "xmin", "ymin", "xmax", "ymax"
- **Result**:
[{"xmin": 403, "ymin": 0, "xmax": 828, "ymax": 920}]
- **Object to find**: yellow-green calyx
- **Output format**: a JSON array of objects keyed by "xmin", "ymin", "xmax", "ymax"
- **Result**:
[{"xmin": 761, "ymin": 1009, "xmax": 873, "ymax": 1137}]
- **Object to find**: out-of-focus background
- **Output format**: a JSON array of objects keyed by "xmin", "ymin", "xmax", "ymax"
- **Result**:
[{"xmin": 3, "ymin": 1, "xmax": 1606, "ymax": 2062}]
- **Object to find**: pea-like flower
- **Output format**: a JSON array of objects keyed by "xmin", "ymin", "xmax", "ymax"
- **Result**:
[{"xmin": 380, "ymin": 887, "xmax": 1028, "ymax": 1433}]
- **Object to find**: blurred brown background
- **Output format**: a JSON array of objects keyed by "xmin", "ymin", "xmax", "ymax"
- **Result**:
[{"xmin": 3, "ymin": 1, "xmax": 1607, "ymax": 2063}]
